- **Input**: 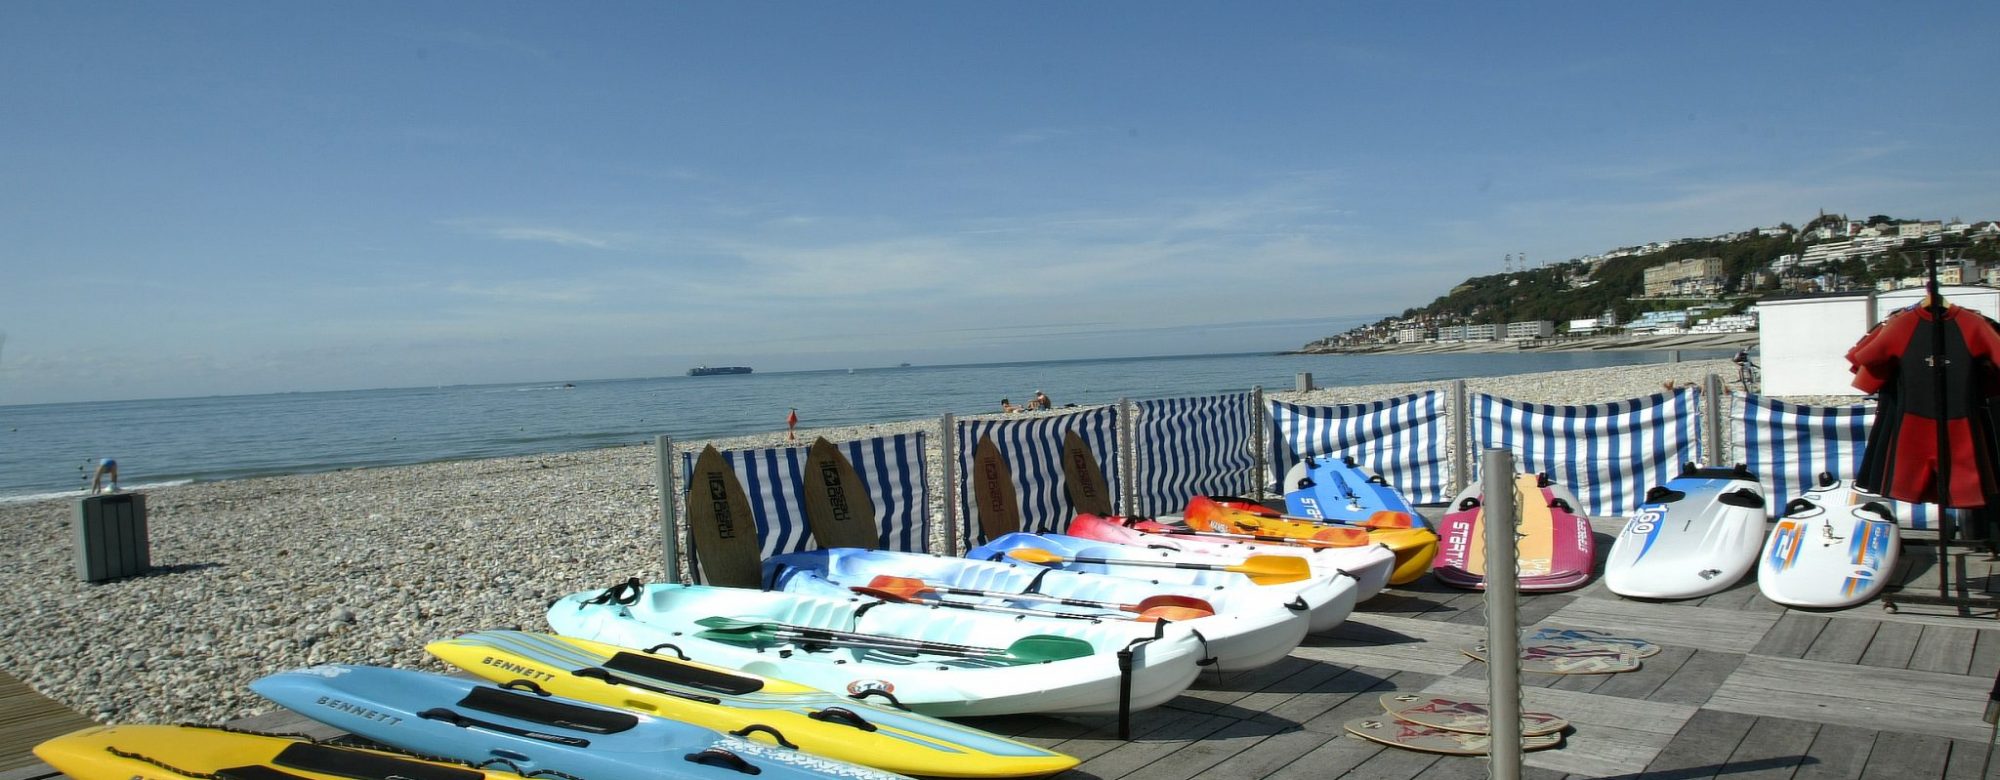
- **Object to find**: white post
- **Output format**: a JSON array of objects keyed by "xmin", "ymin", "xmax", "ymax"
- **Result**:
[
  {"xmin": 1482, "ymin": 448, "xmax": 1522, "ymax": 780},
  {"xmin": 1451, "ymin": 380, "xmax": 1470, "ymax": 496},
  {"xmin": 940, "ymin": 413, "xmax": 959, "ymax": 555},
  {"xmin": 1120, "ymin": 398, "xmax": 1137, "ymax": 516},
  {"xmin": 1251, "ymin": 386, "xmax": 1267, "ymax": 501},
  {"xmin": 1704, "ymin": 373, "xmax": 1725, "ymax": 466},
  {"xmin": 655, "ymin": 435, "xmax": 681, "ymax": 584}
]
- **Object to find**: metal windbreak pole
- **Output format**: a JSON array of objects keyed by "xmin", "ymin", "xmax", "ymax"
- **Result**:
[
  {"xmin": 940, "ymin": 413, "xmax": 959, "ymax": 555},
  {"xmin": 1481, "ymin": 448, "xmax": 1523, "ymax": 780},
  {"xmin": 655, "ymin": 435, "xmax": 681, "ymax": 584}
]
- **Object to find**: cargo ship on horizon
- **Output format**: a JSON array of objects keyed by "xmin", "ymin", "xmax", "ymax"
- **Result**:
[{"xmin": 687, "ymin": 365, "xmax": 753, "ymax": 376}]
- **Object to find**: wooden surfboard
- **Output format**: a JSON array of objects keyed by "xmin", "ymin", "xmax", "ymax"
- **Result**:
[
  {"xmin": 1378, "ymin": 693, "xmax": 1569, "ymax": 736},
  {"xmin": 972, "ymin": 435, "xmax": 1022, "ymax": 541},
  {"xmin": 1343, "ymin": 716, "xmax": 1564, "ymax": 755},
  {"xmin": 685, "ymin": 445, "xmax": 764, "ymax": 587},
  {"xmin": 1061, "ymin": 429, "xmax": 1114, "ymax": 517},
  {"xmin": 1460, "ymin": 641, "xmax": 1640, "ymax": 675},
  {"xmin": 801, "ymin": 437, "xmax": 879, "ymax": 550},
  {"xmin": 1527, "ymin": 628, "xmax": 1662, "ymax": 658}
]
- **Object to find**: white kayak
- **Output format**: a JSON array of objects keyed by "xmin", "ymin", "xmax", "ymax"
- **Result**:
[
  {"xmin": 1758, "ymin": 482, "xmax": 1902, "ymax": 608},
  {"xmin": 966, "ymin": 532, "xmax": 1365, "ymax": 633},
  {"xmin": 763, "ymin": 548, "xmax": 1310, "ymax": 672},
  {"xmin": 1604, "ymin": 464, "xmax": 1769, "ymax": 600},
  {"xmin": 546, "ymin": 581, "xmax": 1205, "ymax": 718}
]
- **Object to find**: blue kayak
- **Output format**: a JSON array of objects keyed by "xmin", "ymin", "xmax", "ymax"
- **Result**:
[
  {"xmin": 1282, "ymin": 455, "xmax": 1429, "ymax": 529},
  {"xmin": 251, "ymin": 664, "xmax": 911, "ymax": 780}
]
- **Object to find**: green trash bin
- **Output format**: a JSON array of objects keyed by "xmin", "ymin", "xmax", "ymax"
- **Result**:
[{"xmin": 74, "ymin": 493, "xmax": 149, "ymax": 582}]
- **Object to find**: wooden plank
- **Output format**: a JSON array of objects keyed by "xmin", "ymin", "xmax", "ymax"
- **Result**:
[
  {"xmin": 1293, "ymin": 614, "xmax": 1484, "ymax": 677},
  {"xmin": 1860, "ymin": 730, "xmax": 1950, "ymax": 779},
  {"xmin": 1910, "ymin": 625, "xmax": 1978, "ymax": 675},
  {"xmin": 1637, "ymin": 708, "xmax": 1757, "ymax": 778},
  {"xmin": 1070, "ymin": 709, "xmax": 1240, "ymax": 779},
  {"xmin": 1717, "ymin": 715, "xmax": 1818, "ymax": 780},
  {"xmin": 1975, "ymin": 629, "xmax": 2000, "ymax": 679},
  {"xmin": 0, "ymin": 671, "xmax": 97, "ymax": 774},
  {"xmin": 1540, "ymin": 597, "xmax": 1779, "ymax": 654},
  {"xmin": 0, "ymin": 762, "xmax": 58, "ymax": 780},
  {"xmin": 1323, "ymin": 742, "xmax": 1440, "ymax": 780},
  {"xmin": 1119, "ymin": 713, "xmax": 1312, "ymax": 780},
  {"xmin": 1420, "ymin": 675, "xmax": 1698, "ymax": 778},
  {"xmin": 1945, "ymin": 737, "xmax": 1999, "ymax": 780},
  {"xmin": 1856, "ymin": 620, "xmax": 1923, "ymax": 669},
  {"xmin": 1587, "ymin": 645, "xmax": 1695, "ymax": 701},
  {"xmin": 1750, "ymin": 611, "xmax": 1828, "ymax": 657},
  {"xmin": 1136, "ymin": 724, "xmax": 1335, "ymax": 780},
  {"xmin": 1791, "ymin": 723, "xmax": 1877, "ymax": 780},
  {"xmin": 1707, "ymin": 655, "xmax": 1993, "ymax": 741},
  {"xmin": 1801, "ymin": 618, "xmax": 1880, "ymax": 665},
  {"xmin": 1646, "ymin": 649, "xmax": 1747, "ymax": 707}
]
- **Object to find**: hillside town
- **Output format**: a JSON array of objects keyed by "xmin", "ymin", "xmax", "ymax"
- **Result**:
[{"xmin": 1304, "ymin": 213, "xmax": 2000, "ymax": 353}]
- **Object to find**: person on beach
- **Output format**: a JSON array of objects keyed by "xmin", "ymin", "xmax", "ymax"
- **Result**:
[
  {"xmin": 1028, "ymin": 390, "xmax": 1053, "ymax": 411},
  {"xmin": 787, "ymin": 408, "xmax": 799, "ymax": 441},
  {"xmin": 1000, "ymin": 398, "xmax": 1019, "ymax": 413},
  {"xmin": 88, "ymin": 458, "xmax": 119, "ymax": 494}
]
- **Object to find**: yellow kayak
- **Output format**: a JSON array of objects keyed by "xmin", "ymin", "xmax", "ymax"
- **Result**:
[
  {"xmin": 1186, "ymin": 497, "xmax": 1439, "ymax": 585},
  {"xmin": 428, "ymin": 630, "xmax": 1078, "ymax": 779},
  {"xmin": 37, "ymin": 724, "xmax": 533, "ymax": 780}
]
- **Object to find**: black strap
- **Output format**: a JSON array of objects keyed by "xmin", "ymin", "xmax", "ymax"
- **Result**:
[
  {"xmin": 807, "ymin": 706, "xmax": 877, "ymax": 732},
  {"xmin": 727, "ymin": 724, "xmax": 798, "ymax": 750},
  {"xmin": 603, "ymin": 651, "xmax": 762, "ymax": 695},
  {"xmin": 457, "ymin": 687, "xmax": 637, "ymax": 734},
  {"xmin": 572, "ymin": 666, "xmax": 722, "ymax": 704},
  {"xmin": 684, "ymin": 749, "xmax": 762, "ymax": 775},
  {"xmin": 582, "ymin": 578, "xmax": 643, "ymax": 607},
  {"xmin": 418, "ymin": 708, "xmax": 591, "ymax": 747},
  {"xmin": 270, "ymin": 743, "xmax": 482, "ymax": 780}
]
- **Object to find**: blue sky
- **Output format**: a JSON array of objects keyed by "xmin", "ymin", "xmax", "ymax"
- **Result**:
[{"xmin": 3, "ymin": 2, "xmax": 1996, "ymax": 405}]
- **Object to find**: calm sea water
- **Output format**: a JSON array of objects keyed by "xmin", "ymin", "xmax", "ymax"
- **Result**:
[{"xmin": 0, "ymin": 350, "xmax": 1726, "ymax": 500}]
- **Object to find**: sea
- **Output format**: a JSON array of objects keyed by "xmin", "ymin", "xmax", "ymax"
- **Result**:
[{"xmin": 0, "ymin": 349, "xmax": 1731, "ymax": 501}]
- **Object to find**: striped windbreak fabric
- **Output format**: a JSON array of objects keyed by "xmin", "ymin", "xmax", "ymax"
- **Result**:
[
  {"xmin": 956, "ymin": 406, "xmax": 1121, "ymax": 540},
  {"xmin": 1131, "ymin": 393, "xmax": 1256, "ymax": 516},
  {"xmin": 1471, "ymin": 387, "xmax": 1701, "ymax": 518},
  {"xmin": 680, "ymin": 432, "xmax": 931, "ymax": 578},
  {"xmin": 1266, "ymin": 391, "xmax": 1449, "ymax": 505},
  {"xmin": 1730, "ymin": 392, "xmax": 1942, "ymax": 529}
]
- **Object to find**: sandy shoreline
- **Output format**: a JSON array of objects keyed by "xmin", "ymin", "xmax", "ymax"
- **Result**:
[
  {"xmin": 1300, "ymin": 330, "xmax": 1759, "ymax": 356},
  {"xmin": 0, "ymin": 358, "xmax": 1843, "ymax": 725}
]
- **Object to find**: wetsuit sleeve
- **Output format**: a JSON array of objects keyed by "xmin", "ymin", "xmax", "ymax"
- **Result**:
[{"xmin": 1847, "ymin": 312, "xmax": 1916, "ymax": 394}]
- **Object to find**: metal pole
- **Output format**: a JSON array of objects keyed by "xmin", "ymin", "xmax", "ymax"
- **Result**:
[
  {"xmin": 1251, "ymin": 386, "xmax": 1267, "ymax": 501},
  {"xmin": 1704, "ymin": 373, "xmax": 1725, "ymax": 466},
  {"xmin": 1120, "ymin": 398, "xmax": 1137, "ymax": 516},
  {"xmin": 1481, "ymin": 448, "xmax": 1522, "ymax": 780},
  {"xmin": 1451, "ymin": 380, "xmax": 1469, "ymax": 496},
  {"xmin": 940, "ymin": 413, "xmax": 959, "ymax": 556},
  {"xmin": 655, "ymin": 435, "xmax": 681, "ymax": 584}
]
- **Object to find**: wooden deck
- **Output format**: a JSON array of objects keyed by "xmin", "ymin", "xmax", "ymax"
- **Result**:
[{"xmin": 5, "ymin": 521, "xmax": 1998, "ymax": 780}]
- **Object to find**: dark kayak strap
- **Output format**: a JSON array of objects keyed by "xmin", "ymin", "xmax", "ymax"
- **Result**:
[
  {"xmin": 270, "ymin": 743, "xmax": 483, "ymax": 780},
  {"xmin": 1021, "ymin": 567, "xmax": 1054, "ymax": 594},
  {"xmin": 419, "ymin": 708, "xmax": 592, "ymax": 747},
  {"xmin": 218, "ymin": 767, "xmax": 314, "ymax": 780},
  {"xmin": 574, "ymin": 666, "xmax": 720, "ymax": 704},
  {"xmin": 456, "ymin": 686, "xmax": 637, "ymax": 734},
  {"xmin": 685, "ymin": 748, "xmax": 762, "ymax": 775},
  {"xmin": 582, "ymin": 578, "xmax": 643, "ymax": 607},
  {"xmin": 603, "ymin": 650, "xmax": 763, "ymax": 695}
]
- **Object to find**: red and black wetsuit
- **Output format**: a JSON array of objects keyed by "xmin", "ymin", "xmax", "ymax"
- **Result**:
[{"xmin": 1849, "ymin": 304, "xmax": 2000, "ymax": 507}]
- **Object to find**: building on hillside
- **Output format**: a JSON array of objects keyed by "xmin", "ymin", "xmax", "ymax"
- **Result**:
[
  {"xmin": 1626, "ymin": 310, "xmax": 1691, "ymax": 333},
  {"xmin": 1568, "ymin": 318, "xmax": 1602, "ymax": 334},
  {"xmin": 1643, "ymin": 257, "xmax": 1725, "ymax": 297},
  {"xmin": 1464, "ymin": 324, "xmax": 1498, "ymax": 341},
  {"xmin": 1396, "ymin": 327, "xmax": 1425, "ymax": 344},
  {"xmin": 1897, "ymin": 221, "xmax": 1944, "ymax": 238},
  {"xmin": 1506, "ymin": 321, "xmax": 1555, "ymax": 340},
  {"xmin": 1436, "ymin": 325, "xmax": 1464, "ymax": 343}
]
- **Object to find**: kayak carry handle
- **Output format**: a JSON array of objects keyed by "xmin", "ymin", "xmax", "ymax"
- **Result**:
[
  {"xmin": 728, "ymin": 723, "xmax": 798, "ymax": 750},
  {"xmin": 643, "ymin": 643, "xmax": 689, "ymax": 660},
  {"xmin": 807, "ymin": 706, "xmax": 878, "ymax": 732},
  {"xmin": 1857, "ymin": 501, "xmax": 1897, "ymax": 524},
  {"xmin": 846, "ymin": 687, "xmax": 910, "ymax": 710},
  {"xmin": 1783, "ymin": 497, "xmax": 1817, "ymax": 517},
  {"xmin": 685, "ymin": 748, "xmax": 762, "ymax": 775},
  {"xmin": 500, "ymin": 679, "xmax": 550, "ymax": 696}
]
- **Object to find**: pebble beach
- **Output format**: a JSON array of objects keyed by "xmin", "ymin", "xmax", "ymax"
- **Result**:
[{"xmin": 0, "ymin": 358, "xmax": 1851, "ymax": 726}]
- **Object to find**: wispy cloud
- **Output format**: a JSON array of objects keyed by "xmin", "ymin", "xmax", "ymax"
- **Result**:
[{"xmin": 443, "ymin": 220, "xmax": 624, "ymax": 250}]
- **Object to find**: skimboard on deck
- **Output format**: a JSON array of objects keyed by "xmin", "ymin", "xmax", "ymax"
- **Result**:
[
  {"xmin": 801, "ymin": 437, "xmax": 879, "ymax": 550},
  {"xmin": 1343, "ymin": 716, "xmax": 1564, "ymax": 755},
  {"xmin": 1378, "ymin": 693, "xmax": 1570, "ymax": 736},
  {"xmin": 1461, "ymin": 641, "xmax": 1640, "ymax": 674}
]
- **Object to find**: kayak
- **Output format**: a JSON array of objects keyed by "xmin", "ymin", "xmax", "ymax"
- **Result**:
[
  {"xmin": 428, "ymin": 630, "xmax": 1077, "ymax": 778},
  {"xmin": 250, "ymin": 664, "xmax": 907, "ymax": 780},
  {"xmin": 1065, "ymin": 511, "xmax": 1398, "ymax": 600},
  {"xmin": 36, "ymin": 724, "xmax": 544, "ymax": 780},
  {"xmin": 763, "ymin": 547, "xmax": 1309, "ymax": 671},
  {"xmin": 1431, "ymin": 473, "xmax": 1595, "ymax": 592},
  {"xmin": 1281, "ymin": 455, "xmax": 1431, "ymax": 530},
  {"xmin": 967, "ymin": 532, "xmax": 1365, "ymax": 633},
  {"xmin": 546, "ymin": 581, "xmax": 1205, "ymax": 717},
  {"xmin": 1173, "ymin": 497, "xmax": 1440, "ymax": 585},
  {"xmin": 1604, "ymin": 464, "xmax": 1769, "ymax": 600},
  {"xmin": 1757, "ymin": 484, "xmax": 1901, "ymax": 609}
]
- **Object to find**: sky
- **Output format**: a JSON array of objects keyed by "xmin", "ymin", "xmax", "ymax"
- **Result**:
[{"xmin": 3, "ymin": 2, "xmax": 1997, "ymax": 405}]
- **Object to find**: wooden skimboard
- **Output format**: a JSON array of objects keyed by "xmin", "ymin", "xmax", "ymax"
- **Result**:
[
  {"xmin": 800, "ymin": 437, "xmax": 879, "ymax": 550},
  {"xmin": 686, "ymin": 445, "xmax": 764, "ymax": 587},
  {"xmin": 1461, "ymin": 641, "xmax": 1640, "ymax": 674},
  {"xmin": 972, "ymin": 435, "xmax": 1023, "ymax": 541},
  {"xmin": 1343, "ymin": 716, "xmax": 1564, "ymax": 755},
  {"xmin": 1060, "ymin": 430, "xmax": 1114, "ymax": 517},
  {"xmin": 1527, "ymin": 628, "xmax": 1662, "ymax": 658},
  {"xmin": 1378, "ymin": 693, "xmax": 1569, "ymax": 736}
]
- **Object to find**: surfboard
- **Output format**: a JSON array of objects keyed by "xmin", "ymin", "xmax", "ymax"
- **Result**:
[
  {"xmin": 1377, "ymin": 693, "xmax": 1569, "ymax": 736},
  {"xmin": 686, "ymin": 445, "xmax": 764, "ymax": 587},
  {"xmin": 1061, "ymin": 430, "xmax": 1115, "ymax": 517},
  {"xmin": 1757, "ymin": 488, "xmax": 1901, "ymax": 609},
  {"xmin": 1603, "ymin": 464, "xmax": 1767, "ymax": 600},
  {"xmin": 1432, "ymin": 473, "xmax": 1595, "ymax": 592},
  {"xmin": 801, "ymin": 437, "xmax": 879, "ymax": 550},
  {"xmin": 1342, "ymin": 716, "xmax": 1564, "ymax": 755},
  {"xmin": 1526, "ymin": 628, "xmax": 1661, "ymax": 658},
  {"xmin": 1460, "ymin": 641, "xmax": 1640, "ymax": 674},
  {"xmin": 972, "ymin": 435, "xmax": 1023, "ymax": 541}
]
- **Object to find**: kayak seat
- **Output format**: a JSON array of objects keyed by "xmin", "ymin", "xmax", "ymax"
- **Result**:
[
  {"xmin": 270, "ymin": 743, "xmax": 483, "ymax": 780},
  {"xmin": 457, "ymin": 686, "xmax": 638, "ymax": 734},
  {"xmin": 603, "ymin": 651, "xmax": 764, "ymax": 695}
]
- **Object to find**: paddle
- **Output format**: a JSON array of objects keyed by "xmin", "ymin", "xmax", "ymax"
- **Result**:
[
  {"xmin": 1135, "ymin": 518, "xmax": 1366, "ymax": 548},
  {"xmin": 692, "ymin": 617, "xmax": 1093, "ymax": 663},
  {"xmin": 856, "ymin": 575, "xmax": 1215, "ymax": 622},
  {"xmin": 1003, "ymin": 547, "xmax": 1312, "ymax": 585},
  {"xmin": 1189, "ymin": 495, "xmax": 1416, "ymax": 531}
]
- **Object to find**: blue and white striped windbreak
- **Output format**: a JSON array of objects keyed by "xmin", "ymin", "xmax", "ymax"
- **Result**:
[
  {"xmin": 956, "ymin": 406, "xmax": 1121, "ymax": 540},
  {"xmin": 1472, "ymin": 387, "xmax": 1701, "ymax": 518},
  {"xmin": 1266, "ymin": 391, "xmax": 1449, "ymax": 504},
  {"xmin": 1131, "ymin": 393, "xmax": 1256, "ymax": 516},
  {"xmin": 1730, "ymin": 392, "xmax": 1942, "ymax": 529},
  {"xmin": 680, "ymin": 433, "xmax": 931, "ymax": 581}
]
